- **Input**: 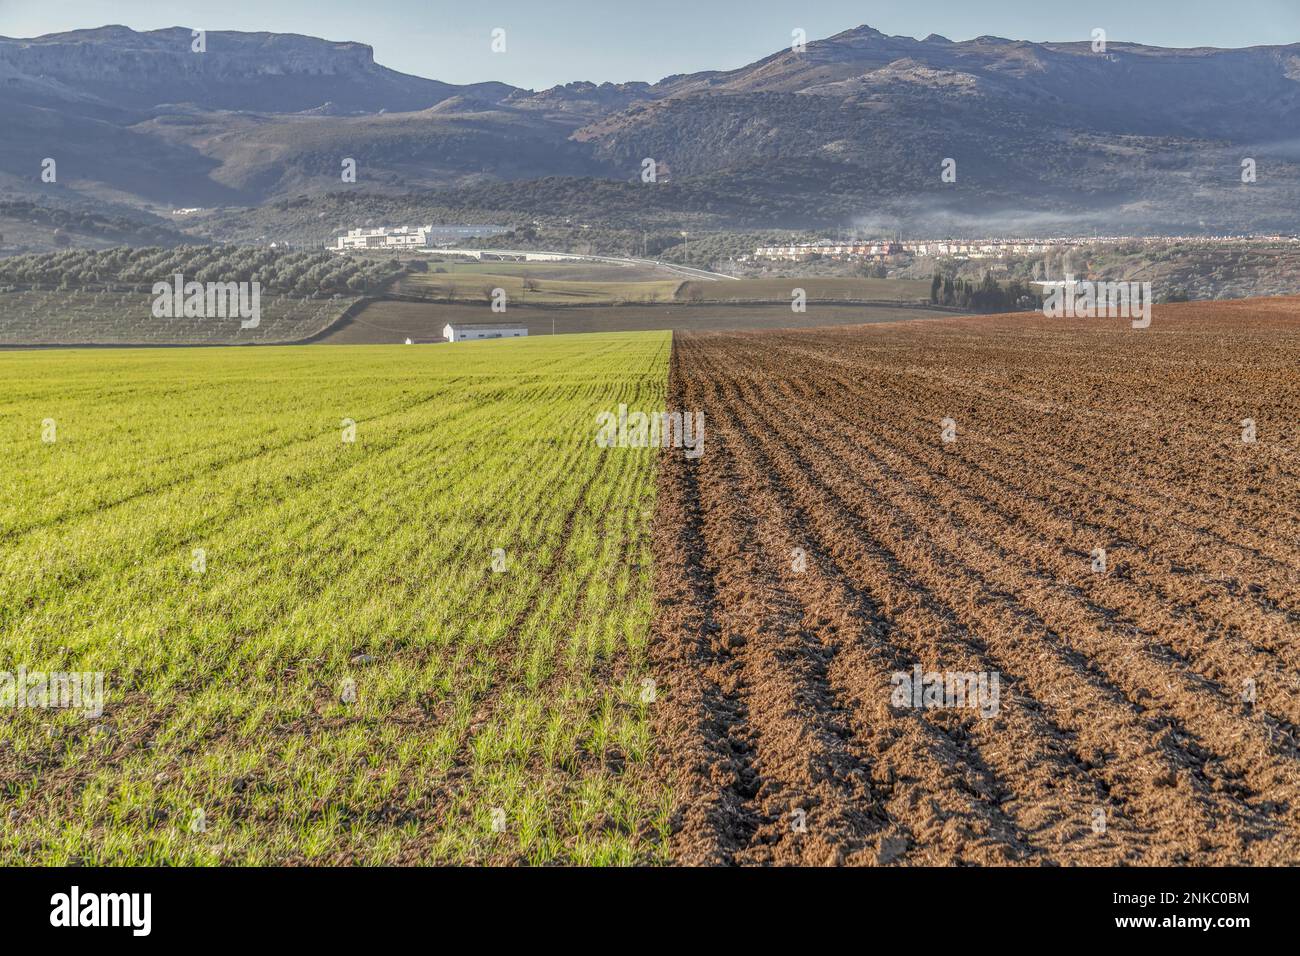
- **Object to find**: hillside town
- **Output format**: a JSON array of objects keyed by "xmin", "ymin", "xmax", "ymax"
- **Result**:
[{"xmin": 751, "ymin": 234, "xmax": 1300, "ymax": 263}]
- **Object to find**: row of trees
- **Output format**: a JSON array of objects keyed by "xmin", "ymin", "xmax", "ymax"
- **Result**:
[
  {"xmin": 0, "ymin": 246, "xmax": 403, "ymax": 296},
  {"xmin": 929, "ymin": 272, "xmax": 1041, "ymax": 312}
]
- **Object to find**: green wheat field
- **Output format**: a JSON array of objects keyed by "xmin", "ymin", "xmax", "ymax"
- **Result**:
[{"xmin": 0, "ymin": 333, "xmax": 672, "ymax": 864}]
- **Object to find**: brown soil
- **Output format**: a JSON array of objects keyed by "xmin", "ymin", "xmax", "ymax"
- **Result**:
[{"xmin": 651, "ymin": 297, "xmax": 1300, "ymax": 866}]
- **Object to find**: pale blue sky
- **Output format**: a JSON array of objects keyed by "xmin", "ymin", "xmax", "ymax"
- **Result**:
[{"xmin": 2, "ymin": 0, "xmax": 1297, "ymax": 89}]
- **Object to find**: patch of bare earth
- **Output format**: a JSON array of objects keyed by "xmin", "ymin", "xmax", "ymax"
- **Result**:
[{"xmin": 651, "ymin": 299, "xmax": 1300, "ymax": 866}]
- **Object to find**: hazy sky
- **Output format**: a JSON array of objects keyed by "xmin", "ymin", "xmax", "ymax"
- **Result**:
[{"xmin": 3, "ymin": 0, "xmax": 1298, "ymax": 89}]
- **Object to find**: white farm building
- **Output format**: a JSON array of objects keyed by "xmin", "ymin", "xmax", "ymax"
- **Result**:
[{"xmin": 443, "ymin": 324, "xmax": 528, "ymax": 343}]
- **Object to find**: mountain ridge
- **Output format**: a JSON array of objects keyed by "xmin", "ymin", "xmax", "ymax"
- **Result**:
[{"xmin": 2, "ymin": 23, "xmax": 1298, "ymax": 234}]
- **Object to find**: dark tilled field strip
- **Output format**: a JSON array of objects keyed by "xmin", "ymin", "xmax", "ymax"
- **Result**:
[{"xmin": 650, "ymin": 309, "xmax": 1300, "ymax": 865}]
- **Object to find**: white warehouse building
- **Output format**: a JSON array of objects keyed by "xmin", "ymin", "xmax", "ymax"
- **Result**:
[
  {"xmin": 332, "ymin": 226, "xmax": 433, "ymax": 251},
  {"xmin": 443, "ymin": 324, "xmax": 528, "ymax": 343}
]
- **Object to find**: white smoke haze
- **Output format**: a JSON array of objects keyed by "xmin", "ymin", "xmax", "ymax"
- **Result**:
[{"xmin": 850, "ymin": 201, "xmax": 1148, "ymax": 239}]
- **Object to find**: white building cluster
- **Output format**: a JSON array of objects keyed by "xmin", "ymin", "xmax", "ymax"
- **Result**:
[
  {"xmin": 754, "ymin": 239, "xmax": 1056, "ymax": 262},
  {"xmin": 754, "ymin": 234, "xmax": 1300, "ymax": 263},
  {"xmin": 331, "ymin": 226, "xmax": 434, "ymax": 251}
]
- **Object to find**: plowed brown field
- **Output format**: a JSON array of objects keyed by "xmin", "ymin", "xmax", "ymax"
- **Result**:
[{"xmin": 652, "ymin": 298, "xmax": 1300, "ymax": 866}]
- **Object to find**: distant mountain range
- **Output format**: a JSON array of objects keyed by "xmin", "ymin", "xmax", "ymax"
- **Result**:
[{"xmin": 3, "ymin": 24, "xmax": 1299, "ymax": 234}]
